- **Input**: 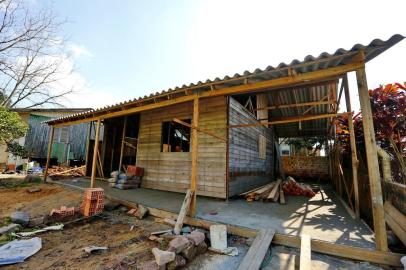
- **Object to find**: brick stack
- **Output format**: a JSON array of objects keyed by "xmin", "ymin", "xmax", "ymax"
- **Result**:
[
  {"xmin": 50, "ymin": 206, "xmax": 75, "ymax": 218},
  {"xmin": 81, "ymin": 188, "xmax": 104, "ymax": 217}
]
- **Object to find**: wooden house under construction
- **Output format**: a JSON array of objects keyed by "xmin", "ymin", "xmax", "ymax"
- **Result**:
[{"xmin": 44, "ymin": 34, "xmax": 404, "ymax": 254}]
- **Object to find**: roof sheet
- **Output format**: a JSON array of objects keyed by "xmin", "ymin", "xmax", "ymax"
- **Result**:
[{"xmin": 45, "ymin": 34, "xmax": 404, "ymax": 126}]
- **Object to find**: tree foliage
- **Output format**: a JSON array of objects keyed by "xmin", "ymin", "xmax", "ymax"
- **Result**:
[
  {"xmin": 336, "ymin": 82, "xmax": 406, "ymax": 182},
  {"xmin": 0, "ymin": 106, "xmax": 27, "ymax": 144}
]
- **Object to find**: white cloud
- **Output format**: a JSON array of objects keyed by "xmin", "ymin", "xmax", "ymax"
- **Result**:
[{"xmin": 68, "ymin": 43, "xmax": 94, "ymax": 59}]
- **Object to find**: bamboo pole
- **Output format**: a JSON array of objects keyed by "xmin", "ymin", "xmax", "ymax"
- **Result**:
[
  {"xmin": 343, "ymin": 75, "xmax": 360, "ymax": 218},
  {"xmin": 43, "ymin": 126, "xmax": 55, "ymax": 182},
  {"xmin": 90, "ymin": 119, "xmax": 101, "ymax": 188},
  {"xmin": 189, "ymin": 97, "xmax": 199, "ymax": 217},
  {"xmin": 356, "ymin": 66, "xmax": 388, "ymax": 251}
]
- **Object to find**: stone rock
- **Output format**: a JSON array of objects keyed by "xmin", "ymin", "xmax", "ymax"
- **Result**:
[
  {"xmin": 186, "ymin": 230, "xmax": 205, "ymax": 246},
  {"xmin": 24, "ymin": 175, "xmax": 40, "ymax": 183},
  {"xmin": 181, "ymin": 242, "xmax": 197, "ymax": 260},
  {"xmin": 152, "ymin": 247, "xmax": 175, "ymax": 266},
  {"xmin": 28, "ymin": 216, "xmax": 45, "ymax": 228},
  {"xmin": 167, "ymin": 255, "xmax": 186, "ymax": 270},
  {"xmin": 168, "ymin": 236, "xmax": 190, "ymax": 253},
  {"xmin": 0, "ymin": 223, "xmax": 19, "ymax": 234},
  {"xmin": 10, "ymin": 211, "xmax": 30, "ymax": 226},
  {"xmin": 138, "ymin": 260, "xmax": 161, "ymax": 270},
  {"xmin": 196, "ymin": 241, "xmax": 208, "ymax": 255},
  {"xmin": 134, "ymin": 204, "xmax": 148, "ymax": 219},
  {"xmin": 27, "ymin": 187, "xmax": 41, "ymax": 193}
]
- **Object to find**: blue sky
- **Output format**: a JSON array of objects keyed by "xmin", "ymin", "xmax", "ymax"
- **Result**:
[{"xmin": 38, "ymin": 0, "xmax": 406, "ymax": 111}]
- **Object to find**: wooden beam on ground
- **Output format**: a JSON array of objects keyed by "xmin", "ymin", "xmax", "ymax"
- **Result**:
[
  {"xmin": 300, "ymin": 234, "xmax": 311, "ymax": 270},
  {"xmin": 343, "ymin": 75, "xmax": 360, "ymax": 218},
  {"xmin": 237, "ymin": 228, "xmax": 275, "ymax": 270},
  {"xmin": 87, "ymin": 192, "xmax": 404, "ymax": 267},
  {"xmin": 173, "ymin": 118, "xmax": 227, "ymax": 142},
  {"xmin": 255, "ymin": 100, "xmax": 333, "ymax": 112},
  {"xmin": 43, "ymin": 126, "xmax": 55, "ymax": 182},
  {"xmin": 229, "ymin": 112, "xmax": 349, "ymax": 128},
  {"xmin": 189, "ymin": 97, "xmax": 199, "ymax": 217},
  {"xmin": 50, "ymin": 166, "xmax": 85, "ymax": 176},
  {"xmin": 174, "ymin": 189, "xmax": 194, "ymax": 235},
  {"xmin": 118, "ymin": 116, "xmax": 127, "ymax": 172},
  {"xmin": 384, "ymin": 201, "xmax": 406, "ymax": 246},
  {"xmin": 356, "ymin": 66, "xmax": 388, "ymax": 252},
  {"xmin": 90, "ymin": 119, "xmax": 101, "ymax": 188}
]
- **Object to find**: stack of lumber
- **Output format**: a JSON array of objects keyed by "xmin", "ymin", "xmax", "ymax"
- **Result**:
[
  {"xmin": 240, "ymin": 179, "xmax": 285, "ymax": 204},
  {"xmin": 48, "ymin": 165, "xmax": 85, "ymax": 177}
]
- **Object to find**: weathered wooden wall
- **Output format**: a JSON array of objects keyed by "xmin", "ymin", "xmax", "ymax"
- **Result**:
[
  {"xmin": 136, "ymin": 96, "xmax": 227, "ymax": 198},
  {"xmin": 282, "ymin": 155, "xmax": 329, "ymax": 180},
  {"xmin": 228, "ymin": 97, "xmax": 274, "ymax": 197}
]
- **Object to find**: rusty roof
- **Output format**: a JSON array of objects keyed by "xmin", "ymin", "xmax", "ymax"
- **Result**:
[{"xmin": 45, "ymin": 34, "xmax": 404, "ymax": 127}]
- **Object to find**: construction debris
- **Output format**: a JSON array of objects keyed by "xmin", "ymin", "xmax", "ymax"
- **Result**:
[
  {"xmin": 81, "ymin": 188, "xmax": 104, "ymax": 217},
  {"xmin": 10, "ymin": 211, "xmax": 30, "ymax": 226},
  {"xmin": 16, "ymin": 224, "xmax": 64, "ymax": 237},
  {"xmin": 127, "ymin": 204, "xmax": 149, "ymax": 219},
  {"xmin": 210, "ymin": 224, "xmax": 227, "ymax": 251},
  {"xmin": 50, "ymin": 206, "xmax": 75, "ymax": 218},
  {"xmin": 0, "ymin": 224, "xmax": 20, "ymax": 235},
  {"xmin": 109, "ymin": 165, "xmax": 144, "ymax": 189},
  {"xmin": 48, "ymin": 165, "xmax": 85, "ymax": 177},
  {"xmin": 283, "ymin": 176, "xmax": 316, "ymax": 197},
  {"xmin": 83, "ymin": 246, "xmax": 108, "ymax": 254},
  {"xmin": 240, "ymin": 177, "xmax": 316, "ymax": 203},
  {"xmin": 0, "ymin": 237, "xmax": 42, "ymax": 265},
  {"xmin": 26, "ymin": 187, "xmax": 41, "ymax": 193}
]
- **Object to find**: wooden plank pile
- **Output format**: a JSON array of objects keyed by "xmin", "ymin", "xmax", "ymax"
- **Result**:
[
  {"xmin": 240, "ymin": 179, "xmax": 285, "ymax": 204},
  {"xmin": 48, "ymin": 165, "xmax": 85, "ymax": 177}
]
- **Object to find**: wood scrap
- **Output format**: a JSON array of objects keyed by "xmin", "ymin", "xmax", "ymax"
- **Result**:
[
  {"xmin": 279, "ymin": 184, "xmax": 286, "ymax": 205},
  {"xmin": 266, "ymin": 179, "xmax": 282, "ymax": 201},
  {"xmin": 48, "ymin": 165, "xmax": 85, "ymax": 177},
  {"xmin": 384, "ymin": 201, "xmax": 406, "ymax": 246},
  {"xmin": 300, "ymin": 234, "xmax": 311, "ymax": 270},
  {"xmin": 173, "ymin": 189, "xmax": 194, "ymax": 235},
  {"xmin": 237, "ymin": 228, "xmax": 275, "ymax": 270}
]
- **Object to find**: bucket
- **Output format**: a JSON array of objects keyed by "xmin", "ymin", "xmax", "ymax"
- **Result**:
[{"xmin": 210, "ymin": 224, "xmax": 227, "ymax": 250}]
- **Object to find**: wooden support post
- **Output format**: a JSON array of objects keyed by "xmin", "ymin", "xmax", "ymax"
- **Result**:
[
  {"xmin": 90, "ymin": 119, "xmax": 101, "ymax": 188},
  {"xmin": 356, "ymin": 66, "xmax": 388, "ymax": 251},
  {"xmin": 343, "ymin": 75, "xmax": 360, "ymax": 218},
  {"xmin": 189, "ymin": 97, "xmax": 199, "ymax": 217},
  {"xmin": 43, "ymin": 126, "xmax": 55, "ymax": 182},
  {"xmin": 84, "ymin": 122, "xmax": 92, "ymax": 176},
  {"xmin": 118, "ymin": 116, "xmax": 127, "ymax": 172},
  {"xmin": 300, "ymin": 234, "xmax": 311, "ymax": 270},
  {"xmin": 174, "ymin": 189, "xmax": 194, "ymax": 235}
]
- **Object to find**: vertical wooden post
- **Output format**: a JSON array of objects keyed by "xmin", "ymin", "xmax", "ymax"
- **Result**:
[
  {"xmin": 356, "ymin": 66, "xmax": 388, "ymax": 251},
  {"xmin": 91, "ymin": 119, "xmax": 101, "ymax": 188},
  {"xmin": 118, "ymin": 116, "xmax": 127, "ymax": 172},
  {"xmin": 343, "ymin": 75, "xmax": 360, "ymax": 218},
  {"xmin": 84, "ymin": 122, "xmax": 92, "ymax": 176},
  {"xmin": 189, "ymin": 97, "xmax": 199, "ymax": 217},
  {"xmin": 43, "ymin": 126, "xmax": 55, "ymax": 182}
]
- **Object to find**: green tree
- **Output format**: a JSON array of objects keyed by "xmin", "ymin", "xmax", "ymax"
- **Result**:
[{"xmin": 0, "ymin": 106, "xmax": 28, "ymax": 147}]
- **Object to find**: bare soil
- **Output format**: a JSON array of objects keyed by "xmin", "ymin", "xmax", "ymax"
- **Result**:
[{"xmin": 0, "ymin": 182, "xmax": 172, "ymax": 270}]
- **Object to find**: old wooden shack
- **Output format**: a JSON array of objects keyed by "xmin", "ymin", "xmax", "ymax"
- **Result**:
[{"xmin": 44, "ymin": 34, "xmax": 404, "ymax": 254}]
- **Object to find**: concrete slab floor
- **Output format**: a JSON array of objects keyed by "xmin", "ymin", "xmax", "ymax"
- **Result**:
[{"xmin": 58, "ymin": 178, "xmax": 375, "ymax": 249}]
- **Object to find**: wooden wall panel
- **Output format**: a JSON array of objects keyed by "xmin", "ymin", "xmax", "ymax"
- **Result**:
[{"xmin": 137, "ymin": 96, "xmax": 227, "ymax": 198}]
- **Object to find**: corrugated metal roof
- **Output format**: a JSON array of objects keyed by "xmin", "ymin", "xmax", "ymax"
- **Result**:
[{"xmin": 45, "ymin": 34, "xmax": 404, "ymax": 126}]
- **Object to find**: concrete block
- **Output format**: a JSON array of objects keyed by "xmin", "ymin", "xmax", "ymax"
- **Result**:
[
  {"xmin": 168, "ymin": 236, "xmax": 190, "ymax": 253},
  {"xmin": 210, "ymin": 224, "xmax": 227, "ymax": 251},
  {"xmin": 134, "ymin": 204, "xmax": 148, "ymax": 219},
  {"xmin": 28, "ymin": 216, "xmax": 45, "ymax": 228},
  {"xmin": 152, "ymin": 247, "xmax": 175, "ymax": 266}
]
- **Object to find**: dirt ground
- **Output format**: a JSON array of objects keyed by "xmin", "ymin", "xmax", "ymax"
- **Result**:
[{"xmin": 0, "ymin": 182, "xmax": 172, "ymax": 270}]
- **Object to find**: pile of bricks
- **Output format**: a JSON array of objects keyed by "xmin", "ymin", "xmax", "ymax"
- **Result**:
[
  {"xmin": 81, "ymin": 188, "xmax": 104, "ymax": 217},
  {"xmin": 50, "ymin": 206, "xmax": 75, "ymax": 218}
]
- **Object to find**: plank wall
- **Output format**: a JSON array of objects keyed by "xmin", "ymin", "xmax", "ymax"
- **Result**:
[
  {"xmin": 228, "ymin": 97, "xmax": 274, "ymax": 196},
  {"xmin": 136, "ymin": 96, "xmax": 227, "ymax": 198}
]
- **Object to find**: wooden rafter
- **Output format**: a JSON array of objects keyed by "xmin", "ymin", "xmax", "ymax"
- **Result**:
[{"xmin": 173, "ymin": 118, "xmax": 227, "ymax": 142}]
